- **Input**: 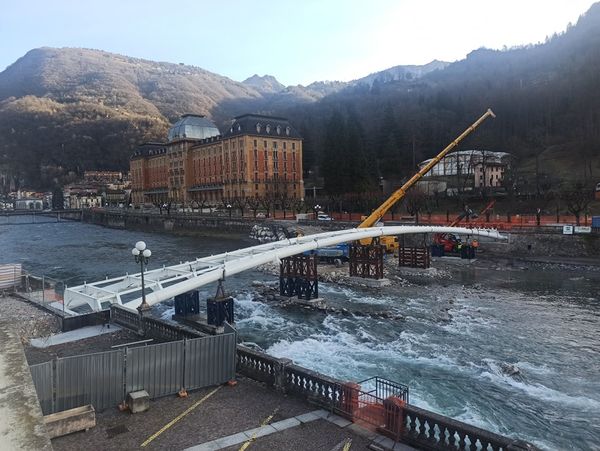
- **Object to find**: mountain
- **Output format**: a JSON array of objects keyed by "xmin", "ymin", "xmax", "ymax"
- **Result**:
[
  {"xmin": 356, "ymin": 60, "xmax": 449, "ymax": 87},
  {"xmin": 0, "ymin": 47, "xmax": 453, "ymax": 189},
  {"xmin": 282, "ymin": 3, "xmax": 600, "ymax": 193},
  {"xmin": 1, "ymin": 2, "xmax": 600, "ymax": 193},
  {"xmin": 242, "ymin": 74, "xmax": 285, "ymax": 94}
]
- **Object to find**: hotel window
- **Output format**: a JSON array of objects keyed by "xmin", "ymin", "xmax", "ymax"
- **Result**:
[{"xmin": 292, "ymin": 142, "xmax": 296, "ymax": 150}]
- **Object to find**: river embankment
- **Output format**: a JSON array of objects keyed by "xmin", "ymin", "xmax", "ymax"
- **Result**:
[{"xmin": 81, "ymin": 209, "xmax": 600, "ymax": 260}]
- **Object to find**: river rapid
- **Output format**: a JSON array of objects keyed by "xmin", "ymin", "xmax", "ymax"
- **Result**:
[{"xmin": 1, "ymin": 222, "xmax": 599, "ymax": 450}]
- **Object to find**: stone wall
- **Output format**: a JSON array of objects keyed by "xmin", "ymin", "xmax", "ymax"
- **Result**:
[
  {"xmin": 485, "ymin": 230, "xmax": 600, "ymax": 258},
  {"xmin": 82, "ymin": 210, "xmax": 259, "ymax": 236}
]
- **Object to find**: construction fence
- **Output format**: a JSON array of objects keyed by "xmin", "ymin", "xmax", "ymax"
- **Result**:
[
  {"xmin": 0, "ymin": 264, "xmax": 67, "ymax": 312},
  {"xmin": 29, "ymin": 324, "xmax": 236, "ymax": 415}
]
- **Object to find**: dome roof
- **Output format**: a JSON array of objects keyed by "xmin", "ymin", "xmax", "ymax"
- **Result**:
[{"xmin": 167, "ymin": 114, "xmax": 220, "ymax": 142}]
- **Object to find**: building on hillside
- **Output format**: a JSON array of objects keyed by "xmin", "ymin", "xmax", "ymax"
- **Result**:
[
  {"xmin": 418, "ymin": 150, "xmax": 511, "ymax": 195},
  {"xmin": 62, "ymin": 187, "xmax": 103, "ymax": 209},
  {"xmin": 14, "ymin": 198, "xmax": 44, "ymax": 210},
  {"xmin": 83, "ymin": 171, "xmax": 124, "ymax": 184},
  {"xmin": 130, "ymin": 114, "xmax": 304, "ymax": 207}
]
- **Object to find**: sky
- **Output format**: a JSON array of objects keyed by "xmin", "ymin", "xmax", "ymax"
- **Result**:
[{"xmin": 1, "ymin": 0, "xmax": 597, "ymax": 86}]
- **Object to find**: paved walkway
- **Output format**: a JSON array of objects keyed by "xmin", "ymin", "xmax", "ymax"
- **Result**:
[
  {"xmin": 0, "ymin": 318, "xmax": 52, "ymax": 450},
  {"xmin": 186, "ymin": 409, "xmax": 416, "ymax": 451},
  {"xmin": 30, "ymin": 324, "xmax": 122, "ymax": 348},
  {"xmin": 51, "ymin": 377, "xmax": 415, "ymax": 450}
]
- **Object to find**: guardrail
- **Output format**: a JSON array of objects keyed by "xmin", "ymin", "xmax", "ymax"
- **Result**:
[
  {"xmin": 110, "ymin": 305, "xmax": 204, "ymax": 340},
  {"xmin": 382, "ymin": 400, "xmax": 535, "ymax": 451},
  {"xmin": 235, "ymin": 345, "xmax": 537, "ymax": 450}
]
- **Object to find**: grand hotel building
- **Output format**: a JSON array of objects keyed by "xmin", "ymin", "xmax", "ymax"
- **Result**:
[{"xmin": 130, "ymin": 114, "xmax": 303, "ymax": 206}]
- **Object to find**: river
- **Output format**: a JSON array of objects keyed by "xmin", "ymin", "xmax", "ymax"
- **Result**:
[{"xmin": 1, "ymin": 221, "xmax": 599, "ymax": 450}]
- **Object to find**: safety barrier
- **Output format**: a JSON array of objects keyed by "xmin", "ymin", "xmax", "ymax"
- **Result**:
[
  {"xmin": 30, "ymin": 331, "xmax": 236, "ymax": 415},
  {"xmin": 235, "ymin": 346, "xmax": 536, "ymax": 450},
  {"xmin": 380, "ymin": 400, "xmax": 536, "ymax": 450},
  {"xmin": 110, "ymin": 305, "xmax": 203, "ymax": 340}
]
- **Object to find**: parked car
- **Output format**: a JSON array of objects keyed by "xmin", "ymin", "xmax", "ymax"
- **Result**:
[{"xmin": 317, "ymin": 213, "xmax": 333, "ymax": 221}]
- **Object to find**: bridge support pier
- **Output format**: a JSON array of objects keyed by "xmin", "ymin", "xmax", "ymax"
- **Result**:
[
  {"xmin": 279, "ymin": 254, "xmax": 318, "ymax": 300},
  {"xmin": 206, "ymin": 280, "xmax": 234, "ymax": 331},
  {"xmin": 349, "ymin": 244, "xmax": 385, "ymax": 279}
]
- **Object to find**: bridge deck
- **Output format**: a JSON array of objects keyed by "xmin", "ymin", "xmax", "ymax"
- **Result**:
[{"xmin": 64, "ymin": 226, "xmax": 505, "ymax": 312}]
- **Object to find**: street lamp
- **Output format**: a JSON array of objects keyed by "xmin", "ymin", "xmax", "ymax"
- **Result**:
[
  {"xmin": 226, "ymin": 203, "xmax": 232, "ymax": 218},
  {"xmin": 132, "ymin": 240, "xmax": 152, "ymax": 312},
  {"xmin": 314, "ymin": 204, "xmax": 321, "ymax": 219}
]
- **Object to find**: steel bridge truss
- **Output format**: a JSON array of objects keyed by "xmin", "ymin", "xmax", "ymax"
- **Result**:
[
  {"xmin": 64, "ymin": 226, "xmax": 506, "ymax": 312},
  {"xmin": 279, "ymin": 254, "xmax": 319, "ymax": 300}
]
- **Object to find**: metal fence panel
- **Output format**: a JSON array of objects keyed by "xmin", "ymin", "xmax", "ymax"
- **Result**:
[
  {"xmin": 126, "ymin": 341, "xmax": 184, "ymax": 398},
  {"xmin": 0, "ymin": 263, "xmax": 21, "ymax": 289},
  {"xmin": 56, "ymin": 350, "xmax": 124, "ymax": 412},
  {"xmin": 30, "ymin": 361, "xmax": 54, "ymax": 415},
  {"xmin": 184, "ymin": 333, "xmax": 236, "ymax": 390}
]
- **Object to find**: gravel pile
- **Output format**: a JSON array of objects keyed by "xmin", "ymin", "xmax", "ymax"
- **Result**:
[{"xmin": 0, "ymin": 295, "xmax": 61, "ymax": 344}]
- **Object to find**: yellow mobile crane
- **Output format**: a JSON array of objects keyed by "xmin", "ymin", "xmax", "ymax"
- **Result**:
[{"xmin": 358, "ymin": 108, "xmax": 496, "ymax": 249}]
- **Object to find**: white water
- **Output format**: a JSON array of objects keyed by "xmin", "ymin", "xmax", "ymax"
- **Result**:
[{"xmin": 2, "ymin": 222, "xmax": 599, "ymax": 450}]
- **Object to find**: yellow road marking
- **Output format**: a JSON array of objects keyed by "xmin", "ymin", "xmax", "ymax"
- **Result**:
[
  {"xmin": 342, "ymin": 438, "xmax": 352, "ymax": 451},
  {"xmin": 140, "ymin": 385, "xmax": 222, "ymax": 447},
  {"xmin": 238, "ymin": 407, "xmax": 279, "ymax": 451}
]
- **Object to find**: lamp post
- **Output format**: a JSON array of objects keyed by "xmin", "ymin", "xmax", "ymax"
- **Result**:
[
  {"xmin": 226, "ymin": 203, "xmax": 232, "ymax": 218},
  {"xmin": 132, "ymin": 241, "xmax": 152, "ymax": 312},
  {"xmin": 314, "ymin": 204, "xmax": 321, "ymax": 220}
]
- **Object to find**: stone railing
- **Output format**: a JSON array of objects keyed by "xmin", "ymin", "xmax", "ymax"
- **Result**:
[
  {"xmin": 284, "ymin": 363, "xmax": 344, "ymax": 409},
  {"xmin": 143, "ymin": 316, "xmax": 203, "ymax": 340},
  {"xmin": 110, "ymin": 305, "xmax": 203, "ymax": 340},
  {"xmin": 111, "ymin": 305, "xmax": 140, "ymax": 330},
  {"xmin": 237, "ymin": 346, "xmax": 345, "ymax": 410},
  {"xmin": 382, "ymin": 399, "xmax": 537, "ymax": 451},
  {"xmin": 236, "ymin": 346, "xmax": 278, "ymax": 386},
  {"xmin": 235, "ymin": 345, "xmax": 537, "ymax": 451}
]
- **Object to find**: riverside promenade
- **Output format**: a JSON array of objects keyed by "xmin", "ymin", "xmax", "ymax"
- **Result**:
[{"xmin": 0, "ymin": 316, "xmax": 52, "ymax": 450}]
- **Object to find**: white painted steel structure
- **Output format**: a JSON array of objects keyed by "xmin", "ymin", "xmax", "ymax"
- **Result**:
[{"xmin": 64, "ymin": 226, "xmax": 506, "ymax": 312}]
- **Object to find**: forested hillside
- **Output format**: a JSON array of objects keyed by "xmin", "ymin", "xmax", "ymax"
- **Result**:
[
  {"xmin": 284, "ymin": 3, "xmax": 600, "ymax": 194},
  {"xmin": 1, "ymin": 3, "xmax": 599, "ymax": 193}
]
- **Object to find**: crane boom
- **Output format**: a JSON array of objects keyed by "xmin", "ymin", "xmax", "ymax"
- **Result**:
[{"xmin": 358, "ymin": 108, "xmax": 496, "ymax": 229}]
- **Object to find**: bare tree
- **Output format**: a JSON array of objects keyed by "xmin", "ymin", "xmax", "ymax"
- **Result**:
[
  {"xmin": 246, "ymin": 196, "xmax": 261, "ymax": 218},
  {"xmin": 404, "ymin": 188, "xmax": 427, "ymax": 224},
  {"xmin": 232, "ymin": 196, "xmax": 246, "ymax": 217},
  {"xmin": 560, "ymin": 182, "xmax": 594, "ymax": 225}
]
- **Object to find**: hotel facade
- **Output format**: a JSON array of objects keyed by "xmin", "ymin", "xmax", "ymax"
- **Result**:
[{"xmin": 130, "ymin": 114, "xmax": 303, "ymax": 207}]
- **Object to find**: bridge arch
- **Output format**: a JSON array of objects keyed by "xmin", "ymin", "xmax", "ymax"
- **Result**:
[{"xmin": 64, "ymin": 226, "xmax": 505, "ymax": 312}]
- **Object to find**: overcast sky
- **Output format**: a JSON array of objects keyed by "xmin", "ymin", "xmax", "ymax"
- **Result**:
[{"xmin": 1, "ymin": 0, "xmax": 596, "ymax": 86}]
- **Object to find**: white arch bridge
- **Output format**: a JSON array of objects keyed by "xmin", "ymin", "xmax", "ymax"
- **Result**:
[{"xmin": 64, "ymin": 226, "xmax": 506, "ymax": 312}]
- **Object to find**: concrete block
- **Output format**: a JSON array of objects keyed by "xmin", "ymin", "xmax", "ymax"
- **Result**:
[
  {"xmin": 271, "ymin": 417, "xmax": 301, "ymax": 431},
  {"xmin": 326, "ymin": 414, "xmax": 352, "ymax": 428},
  {"xmin": 295, "ymin": 410, "xmax": 321, "ymax": 423},
  {"xmin": 313, "ymin": 409, "xmax": 331, "ymax": 419},
  {"xmin": 375, "ymin": 436, "xmax": 397, "ymax": 450},
  {"xmin": 214, "ymin": 432, "xmax": 248, "ymax": 448},
  {"xmin": 243, "ymin": 424, "xmax": 278, "ymax": 439},
  {"xmin": 127, "ymin": 390, "xmax": 150, "ymax": 413},
  {"xmin": 43, "ymin": 405, "xmax": 96, "ymax": 438}
]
